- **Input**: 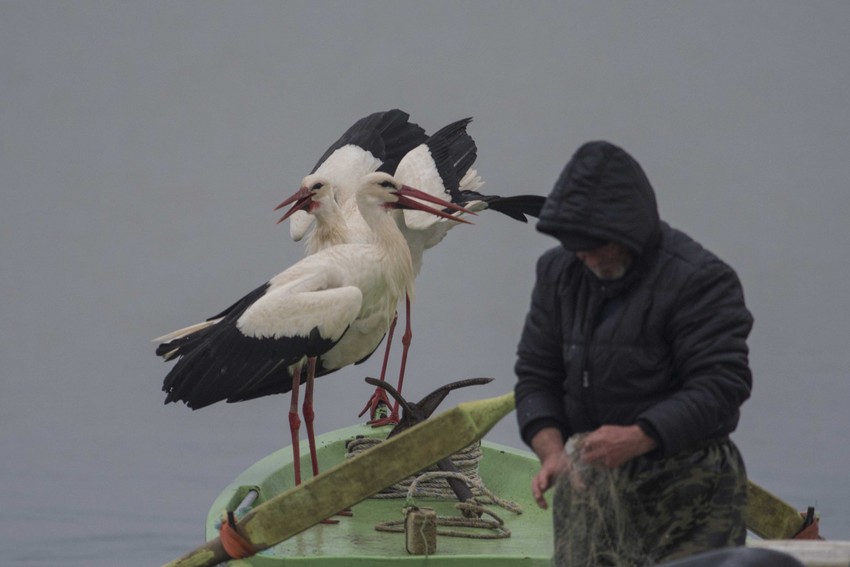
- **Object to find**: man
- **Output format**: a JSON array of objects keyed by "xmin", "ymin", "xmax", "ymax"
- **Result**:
[{"xmin": 514, "ymin": 141, "xmax": 753, "ymax": 564}]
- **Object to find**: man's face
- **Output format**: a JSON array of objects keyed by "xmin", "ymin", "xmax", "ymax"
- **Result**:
[{"xmin": 575, "ymin": 242, "xmax": 633, "ymax": 281}]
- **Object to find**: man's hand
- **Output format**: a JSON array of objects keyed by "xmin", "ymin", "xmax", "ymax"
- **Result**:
[
  {"xmin": 578, "ymin": 424, "xmax": 657, "ymax": 469},
  {"xmin": 529, "ymin": 427, "xmax": 570, "ymax": 509}
]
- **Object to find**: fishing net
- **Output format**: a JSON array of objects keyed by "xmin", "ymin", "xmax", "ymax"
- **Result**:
[{"xmin": 551, "ymin": 434, "xmax": 654, "ymax": 567}]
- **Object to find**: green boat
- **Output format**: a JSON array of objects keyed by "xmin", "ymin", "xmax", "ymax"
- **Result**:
[
  {"xmin": 166, "ymin": 390, "xmax": 850, "ymax": 567},
  {"xmin": 203, "ymin": 423, "xmax": 553, "ymax": 565}
]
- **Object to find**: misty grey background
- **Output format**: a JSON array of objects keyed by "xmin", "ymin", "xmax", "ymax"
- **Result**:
[{"xmin": 2, "ymin": 2, "xmax": 848, "ymax": 565}]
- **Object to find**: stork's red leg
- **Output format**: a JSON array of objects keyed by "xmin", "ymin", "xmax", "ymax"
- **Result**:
[
  {"xmin": 359, "ymin": 311, "xmax": 396, "ymax": 421},
  {"xmin": 301, "ymin": 356, "xmax": 351, "ymax": 523},
  {"xmin": 302, "ymin": 356, "xmax": 320, "ymax": 478},
  {"xmin": 392, "ymin": 295, "xmax": 413, "ymax": 417},
  {"xmin": 369, "ymin": 296, "xmax": 411, "ymax": 427},
  {"xmin": 288, "ymin": 363, "xmax": 303, "ymax": 487}
]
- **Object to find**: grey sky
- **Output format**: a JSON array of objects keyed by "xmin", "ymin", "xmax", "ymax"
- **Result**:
[{"xmin": 1, "ymin": 2, "xmax": 848, "ymax": 563}]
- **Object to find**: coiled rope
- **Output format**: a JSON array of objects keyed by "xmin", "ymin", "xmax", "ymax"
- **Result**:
[{"xmin": 345, "ymin": 436, "xmax": 522, "ymax": 539}]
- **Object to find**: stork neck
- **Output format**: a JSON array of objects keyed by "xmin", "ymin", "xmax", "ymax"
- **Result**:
[
  {"xmin": 307, "ymin": 205, "xmax": 349, "ymax": 254},
  {"xmin": 358, "ymin": 201, "xmax": 416, "ymax": 299}
]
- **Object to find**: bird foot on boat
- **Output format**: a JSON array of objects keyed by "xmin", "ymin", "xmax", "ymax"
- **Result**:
[
  {"xmin": 358, "ymin": 385, "xmax": 392, "ymax": 420},
  {"xmin": 368, "ymin": 410, "xmax": 400, "ymax": 427}
]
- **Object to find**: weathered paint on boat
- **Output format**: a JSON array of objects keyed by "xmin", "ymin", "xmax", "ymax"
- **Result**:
[{"xmin": 204, "ymin": 423, "xmax": 553, "ymax": 565}]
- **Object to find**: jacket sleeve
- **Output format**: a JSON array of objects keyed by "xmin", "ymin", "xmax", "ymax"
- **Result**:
[
  {"xmin": 636, "ymin": 259, "xmax": 753, "ymax": 457},
  {"xmin": 514, "ymin": 250, "xmax": 571, "ymax": 446}
]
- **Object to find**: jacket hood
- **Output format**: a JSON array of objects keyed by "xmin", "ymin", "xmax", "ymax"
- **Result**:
[{"xmin": 537, "ymin": 141, "xmax": 660, "ymax": 256}]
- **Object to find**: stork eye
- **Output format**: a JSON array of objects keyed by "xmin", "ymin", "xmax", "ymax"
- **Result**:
[
  {"xmin": 379, "ymin": 180, "xmax": 396, "ymax": 189},
  {"xmin": 312, "ymin": 182, "xmax": 323, "ymax": 190}
]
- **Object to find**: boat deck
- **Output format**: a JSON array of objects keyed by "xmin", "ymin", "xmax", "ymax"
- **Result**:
[{"xmin": 205, "ymin": 424, "xmax": 553, "ymax": 565}]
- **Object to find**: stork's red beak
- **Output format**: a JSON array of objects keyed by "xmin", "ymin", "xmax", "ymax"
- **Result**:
[
  {"xmin": 275, "ymin": 187, "xmax": 313, "ymax": 223},
  {"xmin": 394, "ymin": 185, "xmax": 476, "ymax": 224}
]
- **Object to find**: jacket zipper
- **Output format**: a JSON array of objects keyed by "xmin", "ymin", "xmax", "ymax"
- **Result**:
[{"xmin": 579, "ymin": 285, "xmax": 604, "ymax": 426}]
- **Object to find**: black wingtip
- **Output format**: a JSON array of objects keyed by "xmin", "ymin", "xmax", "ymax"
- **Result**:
[
  {"xmin": 425, "ymin": 118, "xmax": 477, "ymax": 199},
  {"xmin": 312, "ymin": 109, "xmax": 428, "ymax": 174},
  {"xmin": 456, "ymin": 192, "xmax": 545, "ymax": 222},
  {"xmin": 484, "ymin": 194, "xmax": 546, "ymax": 221}
]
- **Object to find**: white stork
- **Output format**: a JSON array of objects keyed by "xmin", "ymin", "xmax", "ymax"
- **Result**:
[
  {"xmin": 156, "ymin": 174, "xmax": 472, "ymax": 491},
  {"xmin": 282, "ymin": 117, "xmax": 546, "ymax": 424}
]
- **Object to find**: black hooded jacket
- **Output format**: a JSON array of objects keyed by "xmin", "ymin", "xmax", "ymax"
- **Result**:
[{"xmin": 515, "ymin": 141, "xmax": 753, "ymax": 458}]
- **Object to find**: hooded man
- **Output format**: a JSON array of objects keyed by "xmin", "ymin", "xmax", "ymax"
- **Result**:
[{"xmin": 514, "ymin": 141, "xmax": 753, "ymax": 564}]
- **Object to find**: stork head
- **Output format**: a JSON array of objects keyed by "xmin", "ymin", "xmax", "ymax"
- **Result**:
[
  {"xmin": 275, "ymin": 175, "xmax": 338, "ymax": 223},
  {"xmin": 357, "ymin": 172, "xmax": 475, "ymax": 223}
]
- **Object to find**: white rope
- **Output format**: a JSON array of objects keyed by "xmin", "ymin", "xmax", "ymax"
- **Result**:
[{"xmin": 345, "ymin": 437, "xmax": 523, "ymax": 540}]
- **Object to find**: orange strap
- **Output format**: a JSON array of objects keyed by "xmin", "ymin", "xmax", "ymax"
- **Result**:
[{"xmin": 220, "ymin": 511, "xmax": 255, "ymax": 559}]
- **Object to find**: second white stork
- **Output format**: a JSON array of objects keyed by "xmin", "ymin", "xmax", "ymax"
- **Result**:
[{"xmin": 156, "ymin": 173, "xmax": 472, "ymax": 491}]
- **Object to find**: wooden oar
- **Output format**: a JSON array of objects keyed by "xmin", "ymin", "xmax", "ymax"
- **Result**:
[
  {"xmin": 163, "ymin": 391, "xmax": 516, "ymax": 567},
  {"xmin": 746, "ymin": 480, "xmax": 809, "ymax": 539}
]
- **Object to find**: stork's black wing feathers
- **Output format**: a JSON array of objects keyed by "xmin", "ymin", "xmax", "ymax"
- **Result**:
[
  {"xmin": 423, "ymin": 118, "xmax": 476, "ymax": 201},
  {"xmin": 162, "ymin": 324, "xmax": 310, "ymax": 409},
  {"xmin": 421, "ymin": 118, "xmax": 544, "ymax": 222},
  {"xmin": 461, "ymin": 193, "xmax": 546, "ymax": 222},
  {"xmin": 311, "ymin": 109, "xmax": 428, "ymax": 175},
  {"xmin": 157, "ymin": 282, "xmax": 339, "ymax": 409}
]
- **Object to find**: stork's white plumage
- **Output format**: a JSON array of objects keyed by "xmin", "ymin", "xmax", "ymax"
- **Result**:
[
  {"xmin": 157, "ymin": 172, "xmax": 471, "ymax": 490},
  {"xmin": 283, "ymin": 117, "xmax": 545, "ymax": 424}
]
